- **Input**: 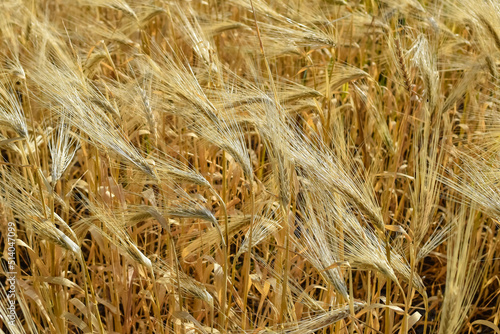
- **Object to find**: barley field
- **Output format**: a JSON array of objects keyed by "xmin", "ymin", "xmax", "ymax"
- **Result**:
[{"xmin": 0, "ymin": 0, "xmax": 499, "ymax": 333}]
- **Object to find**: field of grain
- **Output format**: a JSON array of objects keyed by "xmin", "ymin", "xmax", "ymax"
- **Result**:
[{"xmin": 0, "ymin": 0, "xmax": 499, "ymax": 333}]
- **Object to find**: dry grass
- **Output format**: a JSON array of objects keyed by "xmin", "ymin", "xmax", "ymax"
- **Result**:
[{"xmin": 0, "ymin": 0, "xmax": 499, "ymax": 333}]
